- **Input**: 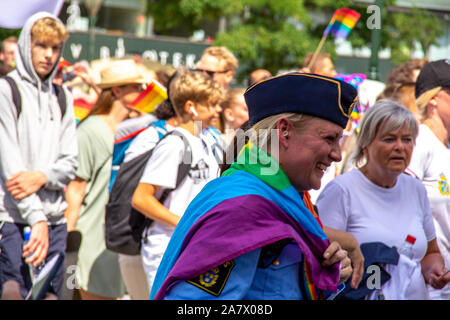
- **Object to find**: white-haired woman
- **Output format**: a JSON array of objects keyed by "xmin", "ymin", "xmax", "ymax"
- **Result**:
[{"xmin": 317, "ymin": 100, "xmax": 450, "ymax": 299}]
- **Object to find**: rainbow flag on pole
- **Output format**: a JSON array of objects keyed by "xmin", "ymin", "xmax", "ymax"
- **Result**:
[
  {"xmin": 129, "ymin": 79, "xmax": 167, "ymax": 114},
  {"xmin": 323, "ymin": 8, "xmax": 360, "ymax": 40}
]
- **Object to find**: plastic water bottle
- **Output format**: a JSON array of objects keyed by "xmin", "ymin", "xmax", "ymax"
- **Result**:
[
  {"xmin": 23, "ymin": 226, "xmax": 39, "ymax": 280},
  {"xmin": 398, "ymin": 234, "xmax": 416, "ymax": 259}
]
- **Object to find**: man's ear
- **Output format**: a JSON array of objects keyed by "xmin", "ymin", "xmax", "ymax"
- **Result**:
[
  {"xmin": 225, "ymin": 70, "xmax": 235, "ymax": 85},
  {"xmin": 223, "ymin": 108, "xmax": 234, "ymax": 123}
]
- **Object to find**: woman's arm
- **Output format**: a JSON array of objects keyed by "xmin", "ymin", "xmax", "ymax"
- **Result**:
[
  {"xmin": 64, "ymin": 177, "xmax": 88, "ymax": 232},
  {"xmin": 132, "ymin": 182, "xmax": 180, "ymax": 227},
  {"xmin": 324, "ymin": 226, "xmax": 364, "ymax": 289},
  {"xmin": 421, "ymin": 238, "xmax": 450, "ymax": 289}
]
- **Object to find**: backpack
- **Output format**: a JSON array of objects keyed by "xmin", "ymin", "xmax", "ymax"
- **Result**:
[
  {"xmin": 2, "ymin": 75, "xmax": 67, "ymax": 119},
  {"xmin": 109, "ymin": 120, "xmax": 168, "ymax": 191},
  {"xmin": 105, "ymin": 130, "xmax": 192, "ymax": 255}
]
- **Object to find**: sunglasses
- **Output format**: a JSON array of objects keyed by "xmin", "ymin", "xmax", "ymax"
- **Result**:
[{"xmin": 194, "ymin": 68, "xmax": 230, "ymax": 78}]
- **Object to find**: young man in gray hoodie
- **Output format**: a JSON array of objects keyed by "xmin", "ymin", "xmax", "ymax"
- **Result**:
[{"xmin": 0, "ymin": 12, "xmax": 78, "ymax": 299}]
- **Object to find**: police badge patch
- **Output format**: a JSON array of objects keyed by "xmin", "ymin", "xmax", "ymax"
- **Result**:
[{"xmin": 186, "ymin": 260, "xmax": 235, "ymax": 296}]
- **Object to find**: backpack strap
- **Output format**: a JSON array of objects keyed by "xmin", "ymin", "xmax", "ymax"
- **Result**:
[
  {"xmin": 53, "ymin": 84, "xmax": 67, "ymax": 119},
  {"xmin": 172, "ymin": 130, "xmax": 193, "ymax": 186},
  {"xmin": 158, "ymin": 130, "xmax": 193, "ymax": 203},
  {"xmin": 2, "ymin": 76, "xmax": 22, "ymax": 118},
  {"xmin": 2, "ymin": 76, "xmax": 67, "ymax": 120}
]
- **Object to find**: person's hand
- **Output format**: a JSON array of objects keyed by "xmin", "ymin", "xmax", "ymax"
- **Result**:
[
  {"xmin": 322, "ymin": 241, "xmax": 352, "ymax": 285},
  {"xmin": 22, "ymin": 221, "xmax": 49, "ymax": 267},
  {"xmin": 424, "ymin": 264, "xmax": 450, "ymax": 289},
  {"xmin": 346, "ymin": 240, "xmax": 364, "ymax": 289},
  {"xmin": 322, "ymin": 227, "xmax": 364, "ymax": 288},
  {"xmin": 72, "ymin": 62, "xmax": 101, "ymax": 94},
  {"xmin": 421, "ymin": 240, "xmax": 450, "ymax": 289},
  {"xmin": 6, "ymin": 171, "xmax": 47, "ymax": 200}
]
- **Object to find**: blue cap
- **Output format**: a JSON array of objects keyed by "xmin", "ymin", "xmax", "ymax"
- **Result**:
[{"xmin": 244, "ymin": 72, "xmax": 358, "ymax": 128}]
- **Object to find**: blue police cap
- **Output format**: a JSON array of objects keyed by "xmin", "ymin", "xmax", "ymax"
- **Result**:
[{"xmin": 244, "ymin": 72, "xmax": 358, "ymax": 128}]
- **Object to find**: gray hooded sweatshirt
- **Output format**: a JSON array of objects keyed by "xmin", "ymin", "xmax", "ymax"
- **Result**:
[{"xmin": 0, "ymin": 12, "xmax": 78, "ymax": 226}]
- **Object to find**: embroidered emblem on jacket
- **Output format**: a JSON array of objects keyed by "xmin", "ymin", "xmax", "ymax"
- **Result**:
[{"xmin": 187, "ymin": 260, "xmax": 235, "ymax": 296}]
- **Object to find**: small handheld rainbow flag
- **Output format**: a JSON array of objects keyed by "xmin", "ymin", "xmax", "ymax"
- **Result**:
[
  {"xmin": 73, "ymin": 98, "xmax": 93, "ymax": 124},
  {"xmin": 129, "ymin": 79, "xmax": 168, "ymax": 114},
  {"xmin": 307, "ymin": 8, "xmax": 360, "ymax": 71},
  {"xmin": 323, "ymin": 8, "xmax": 361, "ymax": 40}
]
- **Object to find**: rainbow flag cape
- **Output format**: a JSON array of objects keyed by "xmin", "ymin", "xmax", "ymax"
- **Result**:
[
  {"xmin": 129, "ymin": 79, "xmax": 167, "ymax": 114},
  {"xmin": 150, "ymin": 142, "xmax": 340, "ymax": 300},
  {"xmin": 73, "ymin": 98, "xmax": 93, "ymax": 124},
  {"xmin": 323, "ymin": 8, "xmax": 360, "ymax": 40}
]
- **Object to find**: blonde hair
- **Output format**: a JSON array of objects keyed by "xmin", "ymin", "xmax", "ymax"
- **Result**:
[
  {"xmin": 31, "ymin": 17, "xmax": 68, "ymax": 43},
  {"xmin": 169, "ymin": 68, "xmax": 225, "ymax": 116},
  {"xmin": 202, "ymin": 46, "xmax": 238, "ymax": 72},
  {"xmin": 416, "ymin": 87, "xmax": 441, "ymax": 121}
]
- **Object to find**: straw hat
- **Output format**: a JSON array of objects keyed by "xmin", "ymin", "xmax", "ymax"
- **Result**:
[{"xmin": 96, "ymin": 60, "xmax": 148, "ymax": 89}]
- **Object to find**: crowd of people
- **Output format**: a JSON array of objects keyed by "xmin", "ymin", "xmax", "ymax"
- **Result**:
[{"xmin": 0, "ymin": 11, "xmax": 449, "ymax": 300}]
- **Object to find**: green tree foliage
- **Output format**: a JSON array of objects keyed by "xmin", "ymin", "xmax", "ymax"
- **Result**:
[
  {"xmin": 147, "ymin": 0, "xmax": 443, "ymax": 78},
  {"xmin": 0, "ymin": 28, "xmax": 21, "ymax": 43}
]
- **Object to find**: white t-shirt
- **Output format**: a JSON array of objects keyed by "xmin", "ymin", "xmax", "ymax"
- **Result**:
[
  {"xmin": 124, "ymin": 122, "xmax": 174, "ymax": 163},
  {"xmin": 317, "ymin": 169, "xmax": 435, "ymax": 259},
  {"xmin": 139, "ymin": 127, "xmax": 220, "ymax": 237},
  {"xmin": 407, "ymin": 124, "xmax": 450, "ymax": 299},
  {"xmin": 407, "ymin": 124, "xmax": 450, "ymax": 266},
  {"xmin": 316, "ymin": 169, "xmax": 436, "ymax": 299}
]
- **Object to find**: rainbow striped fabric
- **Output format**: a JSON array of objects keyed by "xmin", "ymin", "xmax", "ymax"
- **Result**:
[
  {"xmin": 129, "ymin": 79, "xmax": 167, "ymax": 114},
  {"xmin": 150, "ymin": 142, "xmax": 340, "ymax": 300},
  {"xmin": 323, "ymin": 8, "xmax": 361, "ymax": 40},
  {"xmin": 73, "ymin": 98, "xmax": 93, "ymax": 124}
]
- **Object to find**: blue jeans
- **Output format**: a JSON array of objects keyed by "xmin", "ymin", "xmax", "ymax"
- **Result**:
[{"xmin": 0, "ymin": 222, "xmax": 67, "ymax": 299}]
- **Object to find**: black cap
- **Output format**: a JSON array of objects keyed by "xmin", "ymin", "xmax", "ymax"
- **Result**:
[
  {"xmin": 244, "ymin": 73, "xmax": 358, "ymax": 128},
  {"xmin": 415, "ymin": 59, "xmax": 450, "ymax": 98}
]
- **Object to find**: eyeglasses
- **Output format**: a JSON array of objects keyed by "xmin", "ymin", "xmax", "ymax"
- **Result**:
[{"xmin": 194, "ymin": 68, "xmax": 230, "ymax": 78}]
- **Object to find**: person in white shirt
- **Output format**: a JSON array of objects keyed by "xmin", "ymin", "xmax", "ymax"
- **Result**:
[
  {"xmin": 316, "ymin": 100, "xmax": 450, "ymax": 299},
  {"xmin": 406, "ymin": 59, "xmax": 450, "ymax": 299},
  {"xmin": 131, "ymin": 68, "xmax": 225, "ymax": 292}
]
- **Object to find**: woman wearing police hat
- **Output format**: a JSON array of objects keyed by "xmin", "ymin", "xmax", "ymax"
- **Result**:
[{"xmin": 149, "ymin": 73, "xmax": 359, "ymax": 300}]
